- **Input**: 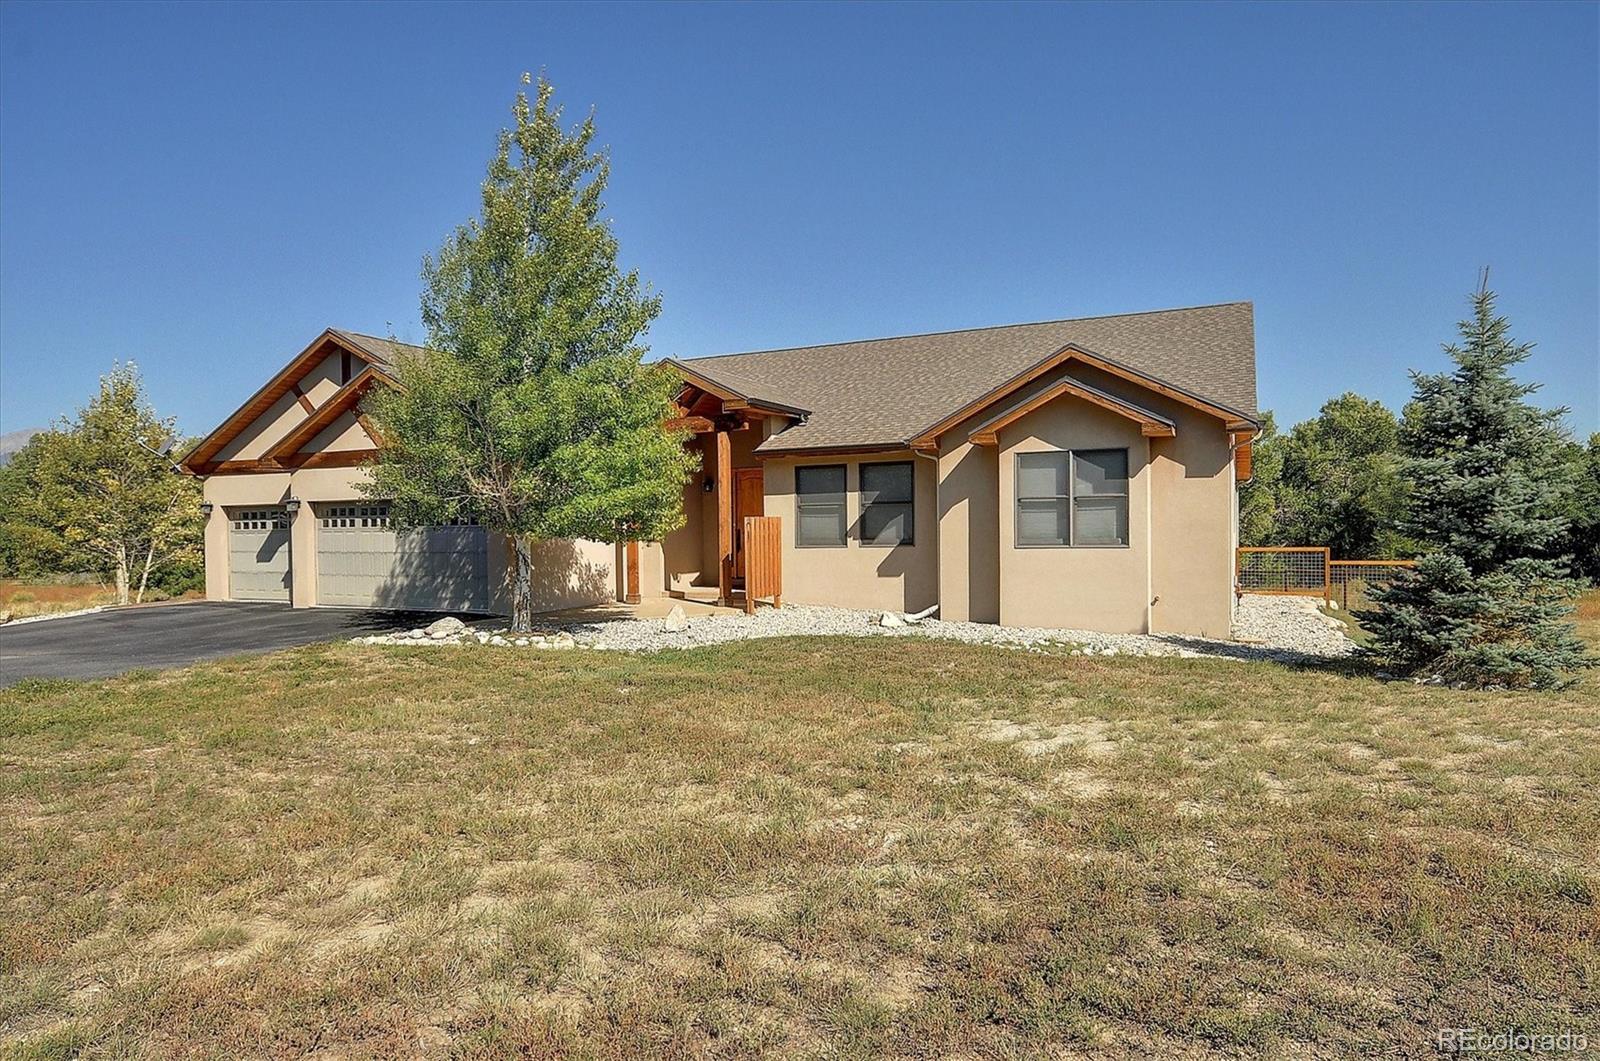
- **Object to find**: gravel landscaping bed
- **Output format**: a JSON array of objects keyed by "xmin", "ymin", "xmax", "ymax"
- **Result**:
[
  {"xmin": 356, "ymin": 594, "xmax": 1354, "ymax": 663},
  {"xmin": 558, "ymin": 593, "xmax": 1354, "ymax": 663}
]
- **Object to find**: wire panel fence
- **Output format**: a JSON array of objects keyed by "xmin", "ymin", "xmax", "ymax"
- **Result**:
[
  {"xmin": 1237, "ymin": 548, "xmax": 1418, "ymax": 608},
  {"xmin": 1329, "ymin": 559, "xmax": 1417, "ymax": 610},
  {"xmin": 1236, "ymin": 547, "xmax": 1331, "ymax": 599}
]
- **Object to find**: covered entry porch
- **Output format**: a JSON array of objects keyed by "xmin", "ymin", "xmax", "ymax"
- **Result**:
[{"xmin": 629, "ymin": 367, "xmax": 797, "ymax": 609}]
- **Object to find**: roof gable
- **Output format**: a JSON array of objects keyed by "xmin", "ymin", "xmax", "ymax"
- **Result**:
[{"xmin": 182, "ymin": 328, "xmax": 415, "ymax": 474}]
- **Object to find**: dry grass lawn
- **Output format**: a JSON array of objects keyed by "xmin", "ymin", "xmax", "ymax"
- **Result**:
[
  {"xmin": 3, "ymin": 598, "xmax": 1598, "ymax": 1057},
  {"xmin": 0, "ymin": 582, "xmax": 117, "ymax": 620}
]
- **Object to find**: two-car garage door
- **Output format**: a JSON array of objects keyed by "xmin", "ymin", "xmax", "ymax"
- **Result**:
[
  {"xmin": 226, "ymin": 503, "xmax": 489, "ymax": 612},
  {"xmin": 315, "ymin": 503, "xmax": 489, "ymax": 612}
]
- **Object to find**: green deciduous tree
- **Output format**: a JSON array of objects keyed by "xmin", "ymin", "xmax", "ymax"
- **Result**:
[
  {"xmin": 1237, "ymin": 411, "xmax": 1282, "ymax": 547},
  {"xmin": 1358, "ymin": 281, "xmax": 1593, "ymax": 688},
  {"xmin": 0, "ymin": 434, "xmax": 80, "ymax": 578},
  {"xmin": 364, "ymin": 76, "xmax": 695, "ymax": 630},
  {"xmin": 1239, "ymin": 398, "xmax": 1410, "ymax": 557},
  {"xmin": 18, "ymin": 364, "xmax": 201, "ymax": 604},
  {"xmin": 1557, "ymin": 434, "xmax": 1600, "ymax": 582},
  {"xmin": 1275, "ymin": 393, "xmax": 1410, "ymax": 559}
]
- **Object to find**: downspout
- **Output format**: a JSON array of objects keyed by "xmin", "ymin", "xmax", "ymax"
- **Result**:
[
  {"xmin": 1144, "ymin": 439, "xmax": 1154, "ymax": 634},
  {"xmin": 914, "ymin": 445, "xmax": 940, "ymax": 617},
  {"xmin": 1228, "ymin": 425, "xmax": 1263, "ymax": 612}
]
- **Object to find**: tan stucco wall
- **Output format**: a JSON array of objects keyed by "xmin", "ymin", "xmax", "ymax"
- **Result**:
[
  {"xmin": 305, "ymin": 410, "xmax": 371, "ymax": 453},
  {"xmin": 762, "ymin": 449, "xmax": 939, "ymax": 613},
  {"xmin": 932, "ymin": 361, "xmax": 1238, "ymax": 636},
  {"xmin": 210, "ymin": 353, "xmax": 352, "ymax": 463},
  {"xmin": 299, "ymin": 353, "xmax": 345, "ymax": 406},
  {"xmin": 1146, "ymin": 411, "xmax": 1236, "ymax": 639},
  {"xmin": 936, "ymin": 436, "xmax": 999, "ymax": 623},
  {"xmin": 214, "ymin": 391, "xmax": 305, "ymax": 462},
  {"xmin": 995, "ymin": 400, "xmax": 1151, "ymax": 633}
]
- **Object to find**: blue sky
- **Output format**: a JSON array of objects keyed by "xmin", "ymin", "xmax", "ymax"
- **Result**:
[{"xmin": 1, "ymin": 1, "xmax": 1595, "ymax": 440}]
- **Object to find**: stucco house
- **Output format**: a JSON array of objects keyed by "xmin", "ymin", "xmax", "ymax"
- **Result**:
[{"xmin": 182, "ymin": 301, "xmax": 1258, "ymax": 637}]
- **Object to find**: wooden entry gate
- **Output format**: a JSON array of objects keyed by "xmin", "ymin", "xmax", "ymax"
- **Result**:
[{"xmin": 741, "ymin": 516, "xmax": 782, "ymax": 614}]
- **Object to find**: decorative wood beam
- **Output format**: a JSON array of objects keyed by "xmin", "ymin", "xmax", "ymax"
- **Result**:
[
  {"xmin": 182, "ymin": 328, "xmax": 378, "ymax": 472},
  {"xmin": 289, "ymin": 382, "xmax": 316, "ymax": 414},
  {"xmin": 715, "ymin": 429, "xmax": 733, "ymax": 606},
  {"xmin": 297, "ymin": 449, "xmax": 377, "ymax": 469}
]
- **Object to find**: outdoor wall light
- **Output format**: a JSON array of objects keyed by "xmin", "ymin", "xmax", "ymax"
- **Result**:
[
  {"xmin": 200, "ymin": 502, "xmax": 214, "ymax": 517},
  {"xmin": 284, "ymin": 497, "xmax": 302, "ymax": 513},
  {"xmin": 702, "ymin": 477, "xmax": 715, "ymax": 493}
]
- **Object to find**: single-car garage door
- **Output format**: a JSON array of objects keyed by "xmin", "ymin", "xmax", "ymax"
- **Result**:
[
  {"xmin": 316, "ymin": 503, "xmax": 489, "ymax": 612},
  {"xmin": 229, "ymin": 507, "xmax": 291, "ymax": 602}
]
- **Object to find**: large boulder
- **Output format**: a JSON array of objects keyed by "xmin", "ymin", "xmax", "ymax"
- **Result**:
[
  {"xmin": 663, "ymin": 604, "xmax": 689, "ymax": 632},
  {"xmin": 425, "ymin": 616, "xmax": 468, "ymax": 639}
]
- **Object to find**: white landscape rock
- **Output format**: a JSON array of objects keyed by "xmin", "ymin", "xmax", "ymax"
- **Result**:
[
  {"xmin": 349, "ymin": 594, "xmax": 1354, "ymax": 664},
  {"xmin": 426, "ymin": 616, "xmax": 468, "ymax": 639},
  {"xmin": 663, "ymin": 604, "xmax": 689, "ymax": 632}
]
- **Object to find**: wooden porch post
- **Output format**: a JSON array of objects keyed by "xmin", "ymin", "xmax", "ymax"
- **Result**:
[
  {"xmin": 716, "ymin": 427, "xmax": 733, "ymax": 606},
  {"xmin": 624, "ymin": 539, "xmax": 641, "ymax": 605}
]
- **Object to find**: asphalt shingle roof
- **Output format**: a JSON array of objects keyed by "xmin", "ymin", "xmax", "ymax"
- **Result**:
[
  {"xmin": 332, "ymin": 330, "xmax": 433, "ymax": 374},
  {"xmin": 675, "ymin": 302, "xmax": 1257, "ymax": 453}
]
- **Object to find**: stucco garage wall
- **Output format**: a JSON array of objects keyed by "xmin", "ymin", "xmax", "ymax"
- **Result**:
[
  {"xmin": 762, "ymin": 449, "xmax": 938, "ymax": 613},
  {"xmin": 486, "ymin": 534, "xmax": 615, "ymax": 616},
  {"xmin": 201, "ymin": 466, "xmax": 614, "ymax": 615}
]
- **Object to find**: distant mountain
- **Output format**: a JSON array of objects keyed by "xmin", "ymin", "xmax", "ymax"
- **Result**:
[{"xmin": 0, "ymin": 428, "xmax": 42, "ymax": 466}]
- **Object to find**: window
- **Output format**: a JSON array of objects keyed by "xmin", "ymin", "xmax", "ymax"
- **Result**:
[
  {"xmin": 859, "ymin": 461, "xmax": 914, "ymax": 546},
  {"xmin": 231, "ymin": 508, "xmax": 287, "ymax": 531},
  {"xmin": 1072, "ymin": 449, "xmax": 1129, "ymax": 546},
  {"xmin": 1016, "ymin": 453, "xmax": 1069, "ymax": 547},
  {"xmin": 321, "ymin": 504, "xmax": 390, "ymax": 528},
  {"xmin": 795, "ymin": 464, "xmax": 846, "ymax": 547},
  {"xmin": 1016, "ymin": 449, "xmax": 1129, "ymax": 548}
]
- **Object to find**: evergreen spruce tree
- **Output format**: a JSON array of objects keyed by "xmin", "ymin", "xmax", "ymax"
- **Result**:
[
  {"xmin": 1358, "ymin": 279, "xmax": 1594, "ymax": 688},
  {"xmin": 363, "ymin": 76, "xmax": 695, "ymax": 631}
]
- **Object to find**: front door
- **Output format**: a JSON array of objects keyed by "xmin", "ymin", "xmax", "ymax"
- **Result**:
[{"xmin": 733, "ymin": 467, "xmax": 764, "ymax": 581}]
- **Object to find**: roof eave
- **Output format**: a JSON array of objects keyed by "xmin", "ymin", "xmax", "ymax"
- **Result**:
[{"xmin": 665, "ymin": 359, "xmax": 810, "ymax": 419}]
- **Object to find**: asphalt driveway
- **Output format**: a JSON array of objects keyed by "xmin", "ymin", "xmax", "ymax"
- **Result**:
[{"xmin": 0, "ymin": 602, "xmax": 457, "ymax": 687}]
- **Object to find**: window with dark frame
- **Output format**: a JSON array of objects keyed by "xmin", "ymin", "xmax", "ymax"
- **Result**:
[
  {"xmin": 859, "ymin": 461, "xmax": 914, "ymax": 546},
  {"xmin": 1015, "ymin": 449, "xmax": 1129, "ymax": 548},
  {"xmin": 794, "ymin": 464, "xmax": 847, "ymax": 547}
]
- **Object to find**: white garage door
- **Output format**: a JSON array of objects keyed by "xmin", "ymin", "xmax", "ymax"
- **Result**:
[
  {"xmin": 316, "ymin": 503, "xmax": 489, "ymax": 612},
  {"xmin": 229, "ymin": 507, "xmax": 291, "ymax": 602}
]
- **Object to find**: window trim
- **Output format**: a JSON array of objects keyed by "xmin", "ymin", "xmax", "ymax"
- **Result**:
[
  {"xmin": 794, "ymin": 463, "xmax": 848, "ymax": 548},
  {"xmin": 857, "ymin": 459, "xmax": 915, "ymax": 548},
  {"xmin": 1014, "ymin": 448, "xmax": 1131, "ymax": 549}
]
